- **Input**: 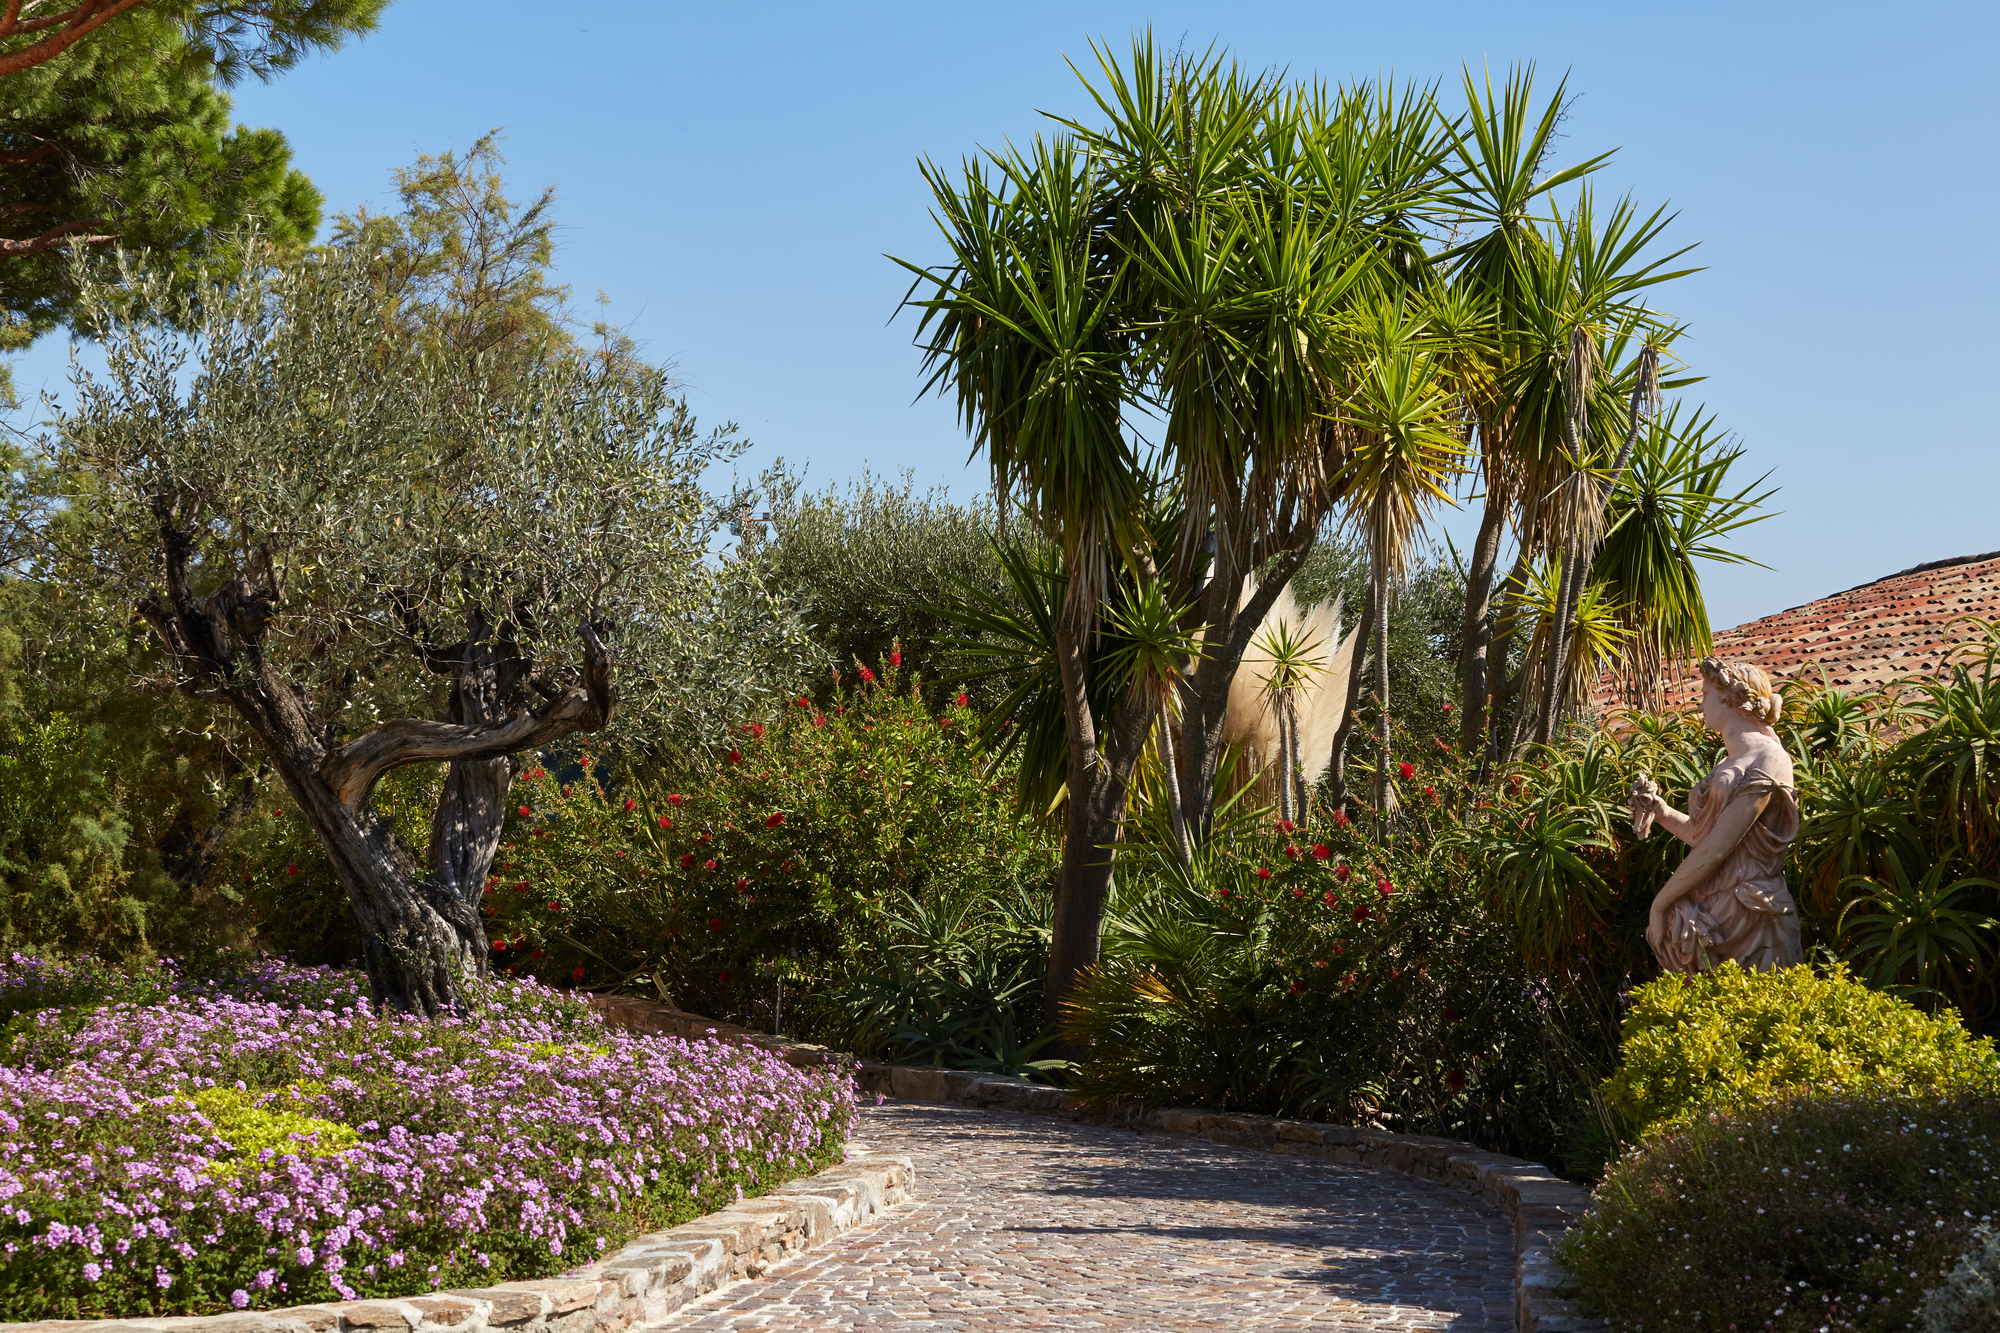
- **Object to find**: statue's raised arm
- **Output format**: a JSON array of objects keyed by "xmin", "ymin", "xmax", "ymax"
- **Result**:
[{"xmin": 1630, "ymin": 657, "xmax": 1804, "ymax": 974}]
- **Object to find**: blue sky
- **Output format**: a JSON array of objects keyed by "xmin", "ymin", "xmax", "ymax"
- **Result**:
[{"xmin": 12, "ymin": 0, "xmax": 1996, "ymax": 629}]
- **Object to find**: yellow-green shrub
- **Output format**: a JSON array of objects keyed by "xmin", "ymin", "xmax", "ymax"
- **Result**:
[
  {"xmin": 1602, "ymin": 961, "xmax": 1998, "ymax": 1139},
  {"xmin": 177, "ymin": 1084, "xmax": 359, "ymax": 1169}
]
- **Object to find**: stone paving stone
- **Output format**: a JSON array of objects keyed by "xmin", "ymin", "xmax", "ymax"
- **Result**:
[{"xmin": 649, "ymin": 1099, "xmax": 1515, "ymax": 1330}]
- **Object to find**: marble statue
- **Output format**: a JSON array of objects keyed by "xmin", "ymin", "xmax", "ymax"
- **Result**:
[{"xmin": 1629, "ymin": 656, "xmax": 1805, "ymax": 974}]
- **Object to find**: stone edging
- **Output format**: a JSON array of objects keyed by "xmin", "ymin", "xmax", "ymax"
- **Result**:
[
  {"xmin": 6, "ymin": 1132, "xmax": 913, "ymax": 1333},
  {"xmin": 587, "ymin": 994, "xmax": 1608, "ymax": 1333}
]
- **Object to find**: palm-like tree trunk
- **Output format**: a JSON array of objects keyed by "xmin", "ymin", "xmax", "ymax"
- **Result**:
[
  {"xmin": 1158, "ymin": 697, "xmax": 1190, "ymax": 864},
  {"xmin": 1328, "ymin": 578, "xmax": 1376, "ymax": 812},
  {"xmin": 1372, "ymin": 552, "xmax": 1392, "ymax": 817}
]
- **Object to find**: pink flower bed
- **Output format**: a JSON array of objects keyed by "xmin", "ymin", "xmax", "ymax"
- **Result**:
[{"xmin": 0, "ymin": 956, "xmax": 853, "ymax": 1320}]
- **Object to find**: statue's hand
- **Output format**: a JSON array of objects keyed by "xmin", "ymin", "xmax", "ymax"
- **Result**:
[{"xmin": 1630, "ymin": 771, "xmax": 1662, "ymax": 837}]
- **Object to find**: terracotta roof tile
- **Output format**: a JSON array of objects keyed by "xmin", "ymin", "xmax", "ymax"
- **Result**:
[{"xmin": 1595, "ymin": 549, "xmax": 2000, "ymax": 713}]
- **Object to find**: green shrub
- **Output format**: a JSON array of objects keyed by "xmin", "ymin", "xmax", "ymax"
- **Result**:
[
  {"xmin": 1923, "ymin": 1224, "xmax": 2000, "ymax": 1333},
  {"xmin": 1561, "ymin": 1089, "xmax": 2000, "ymax": 1333},
  {"xmin": 1602, "ymin": 962, "xmax": 2000, "ymax": 1140}
]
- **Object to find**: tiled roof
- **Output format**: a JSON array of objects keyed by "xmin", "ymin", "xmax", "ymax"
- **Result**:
[{"xmin": 1600, "ymin": 549, "xmax": 2000, "ymax": 713}]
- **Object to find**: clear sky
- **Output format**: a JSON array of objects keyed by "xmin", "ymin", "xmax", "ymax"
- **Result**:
[{"xmin": 11, "ymin": 0, "xmax": 1996, "ymax": 630}]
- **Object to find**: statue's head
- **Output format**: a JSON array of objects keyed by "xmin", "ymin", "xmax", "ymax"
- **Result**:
[{"xmin": 1697, "ymin": 655, "xmax": 1781, "ymax": 726}]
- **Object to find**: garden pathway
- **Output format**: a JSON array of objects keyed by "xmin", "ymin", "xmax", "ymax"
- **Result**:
[{"xmin": 647, "ymin": 1098, "xmax": 1516, "ymax": 1330}]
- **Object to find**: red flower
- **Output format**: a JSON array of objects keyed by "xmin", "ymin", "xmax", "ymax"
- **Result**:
[
  {"xmin": 780, "ymin": 860, "xmax": 794, "ymax": 872},
  {"xmin": 1255, "ymin": 867, "xmax": 1272, "ymax": 880},
  {"xmin": 1442, "ymin": 702, "xmax": 1455, "ymax": 713},
  {"xmin": 726, "ymin": 750, "xmax": 742, "ymax": 765},
  {"xmin": 1331, "ymin": 810, "xmax": 1351, "ymax": 828},
  {"xmin": 1283, "ymin": 845, "xmax": 1299, "ymax": 859},
  {"xmin": 812, "ymin": 715, "xmax": 827, "ymax": 727},
  {"xmin": 1377, "ymin": 878, "xmax": 1393, "ymax": 897},
  {"xmin": 1291, "ymin": 887, "xmax": 1304, "ymax": 898},
  {"xmin": 766, "ymin": 812, "xmax": 785, "ymax": 827},
  {"xmin": 939, "ymin": 717, "xmax": 951, "ymax": 727},
  {"xmin": 717, "ymin": 969, "xmax": 731, "ymax": 985},
  {"xmin": 707, "ymin": 917, "xmax": 722, "ymax": 932},
  {"xmin": 624, "ymin": 798, "xmax": 636, "ymax": 812},
  {"xmin": 492, "ymin": 939, "xmax": 507, "ymax": 951},
  {"xmin": 889, "ymin": 647, "xmax": 901, "ymax": 668},
  {"xmin": 1335, "ymin": 863, "xmax": 1352, "ymax": 882},
  {"xmin": 1313, "ymin": 959, "xmax": 1328, "ymax": 968},
  {"xmin": 735, "ymin": 877, "xmax": 749, "ymax": 890},
  {"xmin": 548, "ymin": 901, "xmax": 561, "ymax": 912},
  {"xmin": 1445, "ymin": 1068, "xmax": 1467, "ymax": 1094},
  {"xmin": 272, "ymin": 809, "xmax": 284, "ymax": 818},
  {"xmin": 518, "ymin": 805, "xmax": 532, "ymax": 817},
  {"xmin": 285, "ymin": 865, "xmax": 298, "ymax": 877},
  {"xmin": 1398, "ymin": 761, "xmax": 1415, "ymax": 780},
  {"xmin": 702, "ymin": 858, "xmax": 718, "ymax": 872},
  {"xmin": 572, "ymin": 965, "xmax": 585, "ymax": 980},
  {"xmin": 1333, "ymin": 944, "xmax": 1345, "ymax": 955},
  {"xmin": 1424, "ymin": 785, "xmax": 1438, "ymax": 802},
  {"xmin": 1288, "ymin": 979, "xmax": 1306, "ymax": 995},
  {"xmin": 797, "ymin": 696, "xmax": 811, "ymax": 708},
  {"xmin": 858, "ymin": 666, "xmax": 876, "ymax": 682},
  {"xmin": 1322, "ymin": 891, "xmax": 1337, "ymax": 905},
  {"xmin": 680, "ymin": 854, "xmax": 695, "ymax": 868},
  {"xmin": 955, "ymin": 692, "xmax": 969, "ymax": 708},
  {"xmin": 658, "ymin": 815, "xmax": 674, "ymax": 830},
  {"xmin": 1217, "ymin": 887, "xmax": 1233, "ymax": 900},
  {"xmin": 531, "ymin": 948, "xmax": 543, "ymax": 960},
  {"xmin": 1352, "ymin": 904, "xmax": 1370, "ymax": 922},
  {"xmin": 1443, "ymin": 1006, "xmax": 1461, "ymax": 1024},
  {"xmin": 746, "ymin": 723, "xmax": 765, "ymax": 738},
  {"xmin": 668, "ymin": 793, "xmax": 686, "ymax": 805},
  {"xmin": 1310, "ymin": 844, "xmax": 1330, "ymax": 860}
]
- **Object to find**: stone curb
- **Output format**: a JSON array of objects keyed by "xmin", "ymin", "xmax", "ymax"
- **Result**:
[
  {"xmin": 3, "ymin": 1128, "xmax": 914, "ymax": 1333},
  {"xmin": 587, "ymin": 994, "xmax": 1607, "ymax": 1333}
]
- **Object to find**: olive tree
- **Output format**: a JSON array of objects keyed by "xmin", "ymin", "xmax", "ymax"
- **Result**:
[{"xmin": 45, "ymin": 245, "xmax": 758, "ymax": 1013}]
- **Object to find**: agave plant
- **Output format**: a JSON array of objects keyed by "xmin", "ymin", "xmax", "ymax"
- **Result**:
[{"xmin": 1838, "ymin": 853, "xmax": 1999, "ymax": 1011}]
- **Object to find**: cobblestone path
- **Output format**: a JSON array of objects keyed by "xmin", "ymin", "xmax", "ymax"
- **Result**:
[{"xmin": 654, "ymin": 1099, "xmax": 1516, "ymax": 1330}]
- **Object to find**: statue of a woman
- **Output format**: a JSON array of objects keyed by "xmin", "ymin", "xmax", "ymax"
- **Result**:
[{"xmin": 1630, "ymin": 656, "xmax": 1804, "ymax": 974}]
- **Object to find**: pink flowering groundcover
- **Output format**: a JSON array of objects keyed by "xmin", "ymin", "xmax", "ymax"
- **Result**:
[{"xmin": 0, "ymin": 955, "xmax": 854, "ymax": 1321}]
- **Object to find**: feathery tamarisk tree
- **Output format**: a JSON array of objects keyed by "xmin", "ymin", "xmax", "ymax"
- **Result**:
[{"xmin": 45, "ymin": 245, "xmax": 740, "ymax": 1013}]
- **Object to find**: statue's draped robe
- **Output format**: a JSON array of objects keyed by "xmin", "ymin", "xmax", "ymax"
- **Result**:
[{"xmin": 1660, "ymin": 765, "xmax": 1805, "ymax": 974}]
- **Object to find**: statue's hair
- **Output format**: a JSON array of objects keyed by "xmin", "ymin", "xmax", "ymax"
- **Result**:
[{"xmin": 1698, "ymin": 655, "xmax": 1781, "ymax": 724}]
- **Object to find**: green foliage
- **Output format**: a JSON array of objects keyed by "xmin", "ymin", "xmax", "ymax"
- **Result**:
[
  {"xmin": 176, "ymin": 1084, "xmax": 360, "ymax": 1170},
  {"xmin": 1923, "ymin": 1224, "xmax": 2000, "ymax": 1333},
  {"xmin": 479, "ymin": 654, "xmax": 1058, "ymax": 1031},
  {"xmin": 1600, "ymin": 962, "xmax": 2000, "ymax": 1142},
  {"xmin": 754, "ymin": 468, "xmax": 1014, "ymax": 705},
  {"xmin": 1560, "ymin": 1089, "xmax": 2000, "ymax": 1333}
]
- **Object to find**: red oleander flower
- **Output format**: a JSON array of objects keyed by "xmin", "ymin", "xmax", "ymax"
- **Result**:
[
  {"xmin": 726, "ymin": 750, "xmax": 742, "ymax": 764},
  {"xmin": 1445, "ymin": 1069, "xmax": 1466, "ymax": 1093},
  {"xmin": 518, "ymin": 805, "xmax": 532, "ymax": 817},
  {"xmin": 702, "ymin": 858, "xmax": 717, "ymax": 871},
  {"xmin": 1352, "ymin": 904, "xmax": 1369, "ymax": 922},
  {"xmin": 680, "ymin": 854, "xmax": 695, "ymax": 868},
  {"xmin": 658, "ymin": 815, "xmax": 673, "ymax": 830},
  {"xmin": 668, "ymin": 793, "xmax": 686, "ymax": 805},
  {"xmin": 1335, "ymin": 863, "xmax": 1352, "ymax": 882},
  {"xmin": 766, "ymin": 812, "xmax": 785, "ymax": 827},
  {"xmin": 1398, "ymin": 761, "xmax": 1415, "ymax": 779},
  {"xmin": 955, "ymin": 692, "xmax": 968, "ymax": 707},
  {"xmin": 707, "ymin": 917, "xmax": 722, "ymax": 932},
  {"xmin": 1311, "ymin": 844, "xmax": 1330, "ymax": 860},
  {"xmin": 1255, "ymin": 867, "xmax": 1272, "ymax": 880}
]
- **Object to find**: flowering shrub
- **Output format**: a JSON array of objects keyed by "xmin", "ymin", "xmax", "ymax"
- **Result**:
[
  {"xmin": 1602, "ymin": 961, "xmax": 2000, "ymax": 1141},
  {"xmin": 0, "ymin": 956, "xmax": 852, "ymax": 1320},
  {"xmin": 1560, "ymin": 1089, "xmax": 2000, "ymax": 1332},
  {"xmin": 481, "ymin": 660, "xmax": 1055, "ymax": 1026},
  {"xmin": 1922, "ymin": 1223, "xmax": 2000, "ymax": 1332}
]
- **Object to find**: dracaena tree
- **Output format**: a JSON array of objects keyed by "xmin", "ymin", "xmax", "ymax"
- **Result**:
[{"xmin": 43, "ymin": 244, "xmax": 756, "ymax": 1014}]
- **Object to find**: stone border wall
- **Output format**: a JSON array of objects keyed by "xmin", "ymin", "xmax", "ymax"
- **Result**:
[
  {"xmin": 587, "ymin": 994, "xmax": 1608, "ymax": 1333},
  {"xmin": 5, "ymin": 1102, "xmax": 913, "ymax": 1333}
]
